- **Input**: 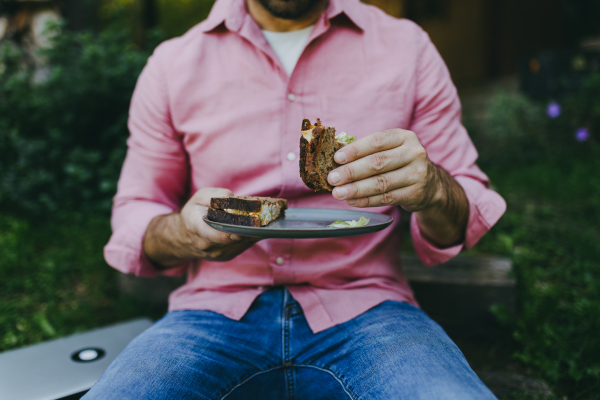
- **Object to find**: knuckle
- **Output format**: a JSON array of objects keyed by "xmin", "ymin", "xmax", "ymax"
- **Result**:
[
  {"xmin": 371, "ymin": 131, "xmax": 389, "ymax": 150},
  {"xmin": 348, "ymin": 184, "xmax": 368, "ymax": 199},
  {"xmin": 348, "ymin": 182, "xmax": 362, "ymax": 198},
  {"xmin": 381, "ymin": 191, "xmax": 396, "ymax": 205},
  {"xmin": 206, "ymin": 248, "xmax": 225, "ymax": 261},
  {"xmin": 414, "ymin": 162, "xmax": 426, "ymax": 178},
  {"xmin": 415, "ymin": 145, "xmax": 427, "ymax": 159},
  {"xmin": 375, "ymin": 174, "xmax": 390, "ymax": 194},
  {"xmin": 348, "ymin": 144, "xmax": 360, "ymax": 160},
  {"xmin": 404, "ymin": 129, "xmax": 417, "ymax": 138},
  {"xmin": 368, "ymin": 153, "xmax": 386, "ymax": 172},
  {"xmin": 343, "ymin": 164, "xmax": 356, "ymax": 182}
]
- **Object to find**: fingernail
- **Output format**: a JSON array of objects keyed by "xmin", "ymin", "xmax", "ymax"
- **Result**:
[
  {"xmin": 329, "ymin": 171, "xmax": 341, "ymax": 184},
  {"xmin": 334, "ymin": 151, "xmax": 347, "ymax": 163},
  {"xmin": 347, "ymin": 199, "xmax": 358, "ymax": 206},
  {"xmin": 229, "ymin": 234, "xmax": 242, "ymax": 241},
  {"xmin": 334, "ymin": 186, "xmax": 347, "ymax": 199}
]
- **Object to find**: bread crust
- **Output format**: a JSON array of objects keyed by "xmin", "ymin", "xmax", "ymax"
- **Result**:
[
  {"xmin": 207, "ymin": 208, "xmax": 262, "ymax": 227},
  {"xmin": 211, "ymin": 196, "xmax": 288, "ymax": 212},
  {"xmin": 299, "ymin": 119, "xmax": 345, "ymax": 192}
]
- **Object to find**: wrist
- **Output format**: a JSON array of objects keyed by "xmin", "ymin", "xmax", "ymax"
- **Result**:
[
  {"xmin": 424, "ymin": 163, "xmax": 447, "ymax": 211},
  {"xmin": 143, "ymin": 212, "xmax": 194, "ymax": 270}
]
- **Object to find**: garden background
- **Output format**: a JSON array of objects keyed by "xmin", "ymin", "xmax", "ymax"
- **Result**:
[{"xmin": 1, "ymin": 0, "xmax": 599, "ymax": 399}]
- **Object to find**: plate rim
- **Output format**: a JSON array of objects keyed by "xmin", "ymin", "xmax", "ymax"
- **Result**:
[{"xmin": 202, "ymin": 207, "xmax": 394, "ymax": 233}]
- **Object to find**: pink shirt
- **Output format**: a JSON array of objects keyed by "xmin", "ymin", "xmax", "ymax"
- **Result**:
[{"xmin": 104, "ymin": 0, "xmax": 506, "ymax": 333}]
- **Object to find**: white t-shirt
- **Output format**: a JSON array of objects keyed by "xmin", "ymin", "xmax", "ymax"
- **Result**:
[{"xmin": 262, "ymin": 25, "xmax": 315, "ymax": 76}]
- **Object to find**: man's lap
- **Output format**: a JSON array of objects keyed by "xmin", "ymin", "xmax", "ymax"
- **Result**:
[{"xmin": 83, "ymin": 288, "xmax": 496, "ymax": 400}]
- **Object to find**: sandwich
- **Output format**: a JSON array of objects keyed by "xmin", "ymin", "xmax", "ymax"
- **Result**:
[
  {"xmin": 299, "ymin": 118, "xmax": 356, "ymax": 192},
  {"xmin": 207, "ymin": 196, "xmax": 288, "ymax": 227}
]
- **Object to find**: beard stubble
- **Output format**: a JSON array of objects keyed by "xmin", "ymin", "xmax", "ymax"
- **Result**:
[{"xmin": 256, "ymin": 0, "xmax": 325, "ymax": 20}]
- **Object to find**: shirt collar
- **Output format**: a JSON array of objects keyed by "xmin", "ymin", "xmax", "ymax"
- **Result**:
[{"xmin": 200, "ymin": 0, "xmax": 365, "ymax": 34}]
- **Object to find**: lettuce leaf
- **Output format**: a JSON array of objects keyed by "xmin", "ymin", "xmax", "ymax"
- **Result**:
[
  {"xmin": 328, "ymin": 217, "xmax": 370, "ymax": 228},
  {"xmin": 335, "ymin": 132, "xmax": 357, "ymax": 145}
]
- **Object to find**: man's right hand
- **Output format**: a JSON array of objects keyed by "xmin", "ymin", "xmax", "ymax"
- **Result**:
[{"xmin": 143, "ymin": 188, "xmax": 261, "ymax": 270}]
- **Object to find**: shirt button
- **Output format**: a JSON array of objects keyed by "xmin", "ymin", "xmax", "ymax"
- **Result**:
[
  {"xmin": 287, "ymin": 93, "xmax": 296, "ymax": 102},
  {"xmin": 287, "ymin": 152, "xmax": 296, "ymax": 161},
  {"xmin": 276, "ymin": 257, "xmax": 285, "ymax": 265}
]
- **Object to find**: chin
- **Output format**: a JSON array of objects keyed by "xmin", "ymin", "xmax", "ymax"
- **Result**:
[{"xmin": 257, "ymin": 0, "xmax": 324, "ymax": 20}]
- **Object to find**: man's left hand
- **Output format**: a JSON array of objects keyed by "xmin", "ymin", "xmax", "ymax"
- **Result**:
[
  {"xmin": 328, "ymin": 129, "xmax": 442, "ymax": 212},
  {"xmin": 328, "ymin": 128, "xmax": 469, "ymax": 247}
]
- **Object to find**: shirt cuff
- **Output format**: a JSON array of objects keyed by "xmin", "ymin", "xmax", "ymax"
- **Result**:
[
  {"xmin": 411, "ymin": 176, "xmax": 507, "ymax": 266},
  {"xmin": 104, "ymin": 201, "xmax": 176, "ymax": 277}
]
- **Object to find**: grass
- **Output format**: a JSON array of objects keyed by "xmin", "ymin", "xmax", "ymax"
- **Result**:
[{"xmin": 0, "ymin": 211, "xmax": 163, "ymax": 352}]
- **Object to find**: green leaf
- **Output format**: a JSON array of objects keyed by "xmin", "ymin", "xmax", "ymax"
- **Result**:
[
  {"xmin": 34, "ymin": 314, "xmax": 56, "ymax": 337},
  {"xmin": 328, "ymin": 220, "xmax": 350, "ymax": 228},
  {"xmin": 328, "ymin": 217, "xmax": 370, "ymax": 228},
  {"xmin": 335, "ymin": 132, "xmax": 357, "ymax": 145}
]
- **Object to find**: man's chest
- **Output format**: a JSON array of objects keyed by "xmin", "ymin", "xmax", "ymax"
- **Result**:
[{"xmin": 163, "ymin": 30, "xmax": 418, "ymax": 196}]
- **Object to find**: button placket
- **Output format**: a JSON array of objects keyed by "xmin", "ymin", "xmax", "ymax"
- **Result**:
[{"xmin": 271, "ymin": 237, "xmax": 294, "ymax": 285}]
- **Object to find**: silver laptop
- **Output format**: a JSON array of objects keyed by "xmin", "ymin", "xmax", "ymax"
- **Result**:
[{"xmin": 0, "ymin": 318, "xmax": 153, "ymax": 400}]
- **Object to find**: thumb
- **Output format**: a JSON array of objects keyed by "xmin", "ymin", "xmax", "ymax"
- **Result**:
[{"xmin": 193, "ymin": 187, "xmax": 234, "ymax": 207}]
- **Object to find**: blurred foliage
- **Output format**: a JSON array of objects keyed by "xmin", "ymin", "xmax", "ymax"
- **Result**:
[
  {"xmin": 0, "ymin": 211, "xmax": 164, "ymax": 352},
  {"xmin": 99, "ymin": 0, "xmax": 215, "ymax": 39},
  {"xmin": 465, "ymin": 77, "xmax": 600, "ymax": 399},
  {"xmin": 0, "ymin": 23, "xmax": 162, "ymax": 215},
  {"xmin": 469, "ymin": 74, "xmax": 600, "ymax": 170},
  {"xmin": 478, "ymin": 163, "xmax": 600, "ymax": 399}
]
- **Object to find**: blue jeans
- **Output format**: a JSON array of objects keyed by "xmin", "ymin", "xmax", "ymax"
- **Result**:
[{"xmin": 83, "ymin": 287, "xmax": 497, "ymax": 399}]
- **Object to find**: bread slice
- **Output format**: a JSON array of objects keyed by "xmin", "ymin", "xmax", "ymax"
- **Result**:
[
  {"xmin": 299, "ymin": 118, "xmax": 356, "ymax": 192},
  {"xmin": 207, "ymin": 196, "xmax": 288, "ymax": 227}
]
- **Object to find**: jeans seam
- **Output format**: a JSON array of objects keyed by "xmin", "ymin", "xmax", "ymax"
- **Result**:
[
  {"xmin": 219, "ymin": 364, "xmax": 355, "ymax": 400},
  {"xmin": 220, "ymin": 365, "xmax": 284, "ymax": 400},
  {"xmin": 295, "ymin": 364, "xmax": 355, "ymax": 400},
  {"xmin": 283, "ymin": 290, "xmax": 294, "ymax": 400}
]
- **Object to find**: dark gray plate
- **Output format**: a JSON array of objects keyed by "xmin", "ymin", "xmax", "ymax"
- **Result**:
[{"xmin": 202, "ymin": 208, "xmax": 394, "ymax": 239}]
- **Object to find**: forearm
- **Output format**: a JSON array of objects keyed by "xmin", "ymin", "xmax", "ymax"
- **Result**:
[
  {"xmin": 415, "ymin": 165, "xmax": 469, "ymax": 248},
  {"xmin": 143, "ymin": 212, "xmax": 198, "ymax": 270}
]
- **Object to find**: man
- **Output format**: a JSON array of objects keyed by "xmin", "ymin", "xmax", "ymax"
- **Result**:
[{"xmin": 84, "ymin": 0, "xmax": 506, "ymax": 398}]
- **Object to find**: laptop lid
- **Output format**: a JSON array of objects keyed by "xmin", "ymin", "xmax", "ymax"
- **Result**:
[{"xmin": 0, "ymin": 318, "xmax": 153, "ymax": 400}]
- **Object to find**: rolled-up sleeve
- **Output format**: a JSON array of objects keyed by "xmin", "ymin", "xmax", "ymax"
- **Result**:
[
  {"xmin": 104, "ymin": 43, "xmax": 189, "ymax": 277},
  {"xmin": 408, "ymin": 29, "xmax": 507, "ymax": 267}
]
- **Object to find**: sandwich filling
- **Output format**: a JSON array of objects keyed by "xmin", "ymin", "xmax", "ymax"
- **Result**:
[
  {"xmin": 334, "ymin": 132, "xmax": 356, "ymax": 145},
  {"xmin": 299, "ymin": 118, "xmax": 357, "ymax": 192},
  {"xmin": 224, "ymin": 203, "xmax": 280, "ymax": 225},
  {"xmin": 301, "ymin": 125, "xmax": 355, "ymax": 146},
  {"xmin": 301, "ymin": 128, "xmax": 314, "ymax": 143}
]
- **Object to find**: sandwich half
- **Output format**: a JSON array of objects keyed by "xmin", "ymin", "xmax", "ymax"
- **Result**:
[
  {"xmin": 207, "ymin": 196, "xmax": 288, "ymax": 227},
  {"xmin": 299, "ymin": 118, "xmax": 356, "ymax": 192}
]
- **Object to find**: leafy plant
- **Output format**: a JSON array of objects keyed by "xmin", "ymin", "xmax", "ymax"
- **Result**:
[
  {"xmin": 0, "ymin": 24, "xmax": 160, "ymax": 215},
  {"xmin": 0, "ymin": 212, "xmax": 164, "ymax": 352},
  {"xmin": 469, "ymin": 74, "xmax": 600, "ymax": 170}
]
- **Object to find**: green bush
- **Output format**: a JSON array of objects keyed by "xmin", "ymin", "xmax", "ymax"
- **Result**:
[
  {"xmin": 471, "ymin": 74, "xmax": 600, "ymax": 170},
  {"xmin": 469, "ymin": 80, "xmax": 600, "ymax": 398},
  {"xmin": 0, "ymin": 25, "xmax": 159, "ymax": 215},
  {"xmin": 477, "ymin": 162, "xmax": 600, "ymax": 399}
]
